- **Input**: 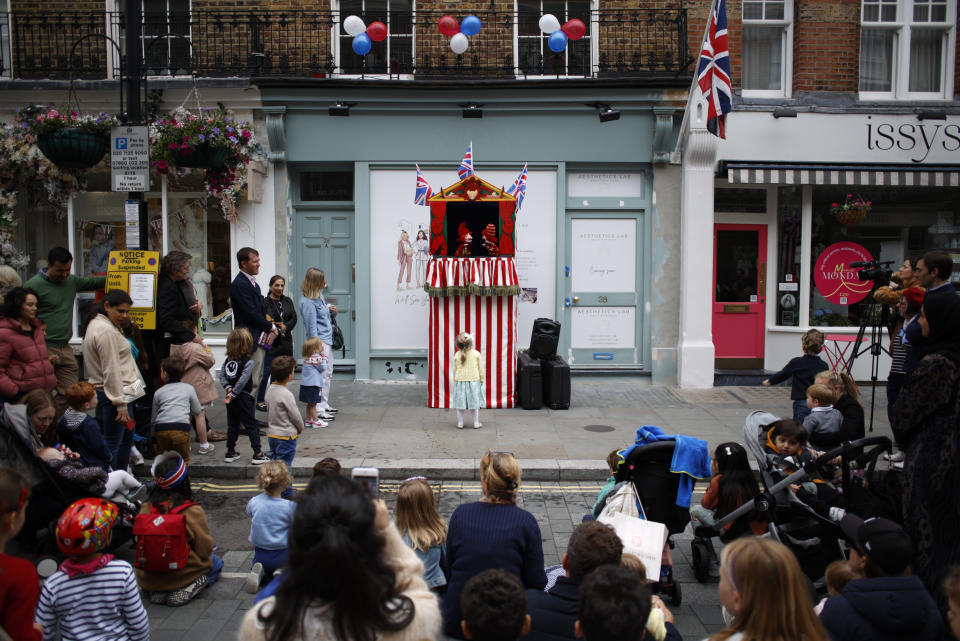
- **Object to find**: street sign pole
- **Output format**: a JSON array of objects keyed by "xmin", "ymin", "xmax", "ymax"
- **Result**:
[{"xmin": 123, "ymin": 0, "xmax": 147, "ymax": 250}]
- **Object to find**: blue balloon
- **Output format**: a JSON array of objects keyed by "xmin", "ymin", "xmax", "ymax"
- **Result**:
[
  {"xmin": 548, "ymin": 30, "xmax": 568, "ymax": 53},
  {"xmin": 461, "ymin": 15, "xmax": 482, "ymax": 36},
  {"xmin": 352, "ymin": 33, "xmax": 372, "ymax": 55}
]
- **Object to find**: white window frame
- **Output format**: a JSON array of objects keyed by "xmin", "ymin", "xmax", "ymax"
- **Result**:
[
  {"xmin": 859, "ymin": 0, "xmax": 956, "ymax": 101},
  {"xmin": 741, "ymin": 0, "xmax": 794, "ymax": 98},
  {"xmin": 513, "ymin": 0, "xmax": 594, "ymax": 79},
  {"xmin": 332, "ymin": 0, "xmax": 415, "ymax": 79},
  {"xmin": 0, "ymin": 0, "xmax": 10, "ymax": 79}
]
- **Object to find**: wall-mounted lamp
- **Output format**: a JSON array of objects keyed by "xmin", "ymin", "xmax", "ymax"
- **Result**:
[
  {"xmin": 329, "ymin": 102, "xmax": 355, "ymax": 117},
  {"xmin": 916, "ymin": 110, "xmax": 946, "ymax": 121},
  {"xmin": 772, "ymin": 107, "xmax": 797, "ymax": 118},
  {"xmin": 460, "ymin": 104, "xmax": 483, "ymax": 119},
  {"xmin": 587, "ymin": 103, "xmax": 620, "ymax": 122}
]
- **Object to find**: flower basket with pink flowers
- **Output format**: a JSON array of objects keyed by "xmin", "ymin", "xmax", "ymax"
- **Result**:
[{"xmin": 830, "ymin": 194, "xmax": 872, "ymax": 226}]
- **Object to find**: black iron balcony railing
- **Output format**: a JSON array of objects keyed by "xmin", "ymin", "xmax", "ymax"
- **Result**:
[{"xmin": 0, "ymin": 9, "xmax": 693, "ymax": 82}]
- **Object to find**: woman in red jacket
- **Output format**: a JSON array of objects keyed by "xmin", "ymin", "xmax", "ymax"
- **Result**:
[{"xmin": 0, "ymin": 287, "xmax": 56, "ymax": 403}]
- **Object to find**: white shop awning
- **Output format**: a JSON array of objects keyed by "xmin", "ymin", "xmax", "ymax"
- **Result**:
[{"xmin": 721, "ymin": 162, "xmax": 960, "ymax": 187}]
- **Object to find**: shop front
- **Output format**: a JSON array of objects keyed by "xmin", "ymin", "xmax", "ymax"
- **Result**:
[{"xmin": 711, "ymin": 112, "xmax": 960, "ymax": 380}]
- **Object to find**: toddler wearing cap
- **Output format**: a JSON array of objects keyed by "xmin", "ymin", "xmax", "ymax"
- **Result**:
[{"xmin": 819, "ymin": 515, "xmax": 943, "ymax": 641}]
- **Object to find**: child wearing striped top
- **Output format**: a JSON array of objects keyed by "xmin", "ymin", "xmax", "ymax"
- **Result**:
[{"xmin": 35, "ymin": 498, "xmax": 149, "ymax": 641}]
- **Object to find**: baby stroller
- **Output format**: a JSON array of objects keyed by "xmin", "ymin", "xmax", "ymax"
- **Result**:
[
  {"xmin": 602, "ymin": 430, "xmax": 712, "ymax": 606},
  {"xmin": 0, "ymin": 403, "xmax": 139, "ymax": 563},
  {"xmin": 690, "ymin": 410, "xmax": 894, "ymax": 586}
]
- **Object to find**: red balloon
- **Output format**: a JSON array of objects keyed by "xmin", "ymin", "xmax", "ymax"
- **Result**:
[
  {"xmin": 367, "ymin": 21, "xmax": 388, "ymax": 42},
  {"xmin": 438, "ymin": 15, "xmax": 460, "ymax": 37},
  {"xmin": 562, "ymin": 19, "xmax": 586, "ymax": 40}
]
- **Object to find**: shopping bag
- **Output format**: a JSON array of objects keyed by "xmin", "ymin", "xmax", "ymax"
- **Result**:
[{"xmin": 599, "ymin": 511, "xmax": 668, "ymax": 582}]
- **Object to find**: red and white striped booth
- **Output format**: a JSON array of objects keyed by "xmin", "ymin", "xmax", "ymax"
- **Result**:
[{"xmin": 426, "ymin": 256, "xmax": 520, "ymax": 408}]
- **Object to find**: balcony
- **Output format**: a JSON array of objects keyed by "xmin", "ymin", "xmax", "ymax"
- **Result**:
[{"xmin": 0, "ymin": 8, "xmax": 693, "ymax": 82}]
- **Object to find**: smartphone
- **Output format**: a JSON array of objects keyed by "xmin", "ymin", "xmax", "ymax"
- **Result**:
[{"xmin": 351, "ymin": 466, "xmax": 380, "ymax": 499}]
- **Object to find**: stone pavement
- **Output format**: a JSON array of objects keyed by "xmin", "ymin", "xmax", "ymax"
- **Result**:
[
  {"xmin": 180, "ymin": 376, "xmax": 895, "ymax": 481},
  {"xmin": 143, "ymin": 479, "xmax": 727, "ymax": 641}
]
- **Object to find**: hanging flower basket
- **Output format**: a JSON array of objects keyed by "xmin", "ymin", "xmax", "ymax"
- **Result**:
[
  {"xmin": 175, "ymin": 142, "xmax": 228, "ymax": 169},
  {"xmin": 36, "ymin": 128, "xmax": 109, "ymax": 169},
  {"xmin": 830, "ymin": 194, "xmax": 872, "ymax": 226}
]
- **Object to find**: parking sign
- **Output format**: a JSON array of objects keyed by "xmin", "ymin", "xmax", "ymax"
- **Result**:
[{"xmin": 110, "ymin": 126, "xmax": 150, "ymax": 192}]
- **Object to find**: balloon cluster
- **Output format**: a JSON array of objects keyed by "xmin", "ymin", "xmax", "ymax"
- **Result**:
[
  {"xmin": 438, "ymin": 15, "xmax": 482, "ymax": 54},
  {"xmin": 538, "ymin": 14, "xmax": 586, "ymax": 52},
  {"xmin": 343, "ymin": 15, "xmax": 388, "ymax": 55}
]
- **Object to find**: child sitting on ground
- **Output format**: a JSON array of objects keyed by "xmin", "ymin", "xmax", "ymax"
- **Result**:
[
  {"xmin": 152, "ymin": 356, "xmax": 203, "ymax": 463},
  {"xmin": 395, "ymin": 476, "xmax": 448, "ymax": 594},
  {"xmin": 761, "ymin": 419, "xmax": 845, "ymax": 521},
  {"xmin": 803, "ymin": 383, "xmax": 844, "ymax": 449},
  {"xmin": 763, "ymin": 329, "xmax": 829, "ymax": 423},
  {"xmin": 169, "ymin": 319, "xmax": 223, "ymax": 452},
  {"xmin": 35, "ymin": 498, "xmax": 150, "ymax": 640},
  {"xmin": 56, "ymin": 382, "xmax": 111, "ymax": 471},
  {"xmin": 592, "ymin": 449, "xmax": 622, "ymax": 515},
  {"xmin": 690, "ymin": 441, "xmax": 766, "ymax": 539},
  {"xmin": 459, "ymin": 568, "xmax": 530, "ymax": 641},
  {"xmin": 37, "ymin": 445, "xmax": 144, "ymax": 504},
  {"xmin": 577, "ymin": 565, "xmax": 654, "ymax": 641},
  {"xmin": 0, "ymin": 467, "xmax": 42, "ymax": 641},
  {"xmin": 312, "ymin": 457, "xmax": 342, "ymax": 478},
  {"xmin": 135, "ymin": 452, "xmax": 222, "ymax": 606},
  {"xmin": 619, "ymin": 554, "xmax": 680, "ymax": 641},
  {"xmin": 814, "ymin": 559, "xmax": 863, "ymax": 614},
  {"xmin": 245, "ymin": 461, "xmax": 297, "ymax": 594},
  {"xmin": 265, "ymin": 355, "xmax": 303, "ymax": 499}
]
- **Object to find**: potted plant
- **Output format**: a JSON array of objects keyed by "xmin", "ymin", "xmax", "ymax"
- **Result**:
[
  {"xmin": 151, "ymin": 106, "xmax": 259, "ymax": 220},
  {"xmin": 830, "ymin": 194, "xmax": 872, "ymax": 226},
  {"xmin": 27, "ymin": 108, "xmax": 119, "ymax": 169}
]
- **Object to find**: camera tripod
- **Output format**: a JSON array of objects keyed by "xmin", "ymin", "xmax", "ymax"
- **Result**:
[{"xmin": 845, "ymin": 287, "xmax": 891, "ymax": 433}]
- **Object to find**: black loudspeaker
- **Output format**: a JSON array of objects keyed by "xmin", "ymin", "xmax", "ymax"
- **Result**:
[{"xmin": 529, "ymin": 318, "xmax": 561, "ymax": 360}]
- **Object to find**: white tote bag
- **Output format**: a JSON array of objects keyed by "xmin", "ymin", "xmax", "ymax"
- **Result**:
[{"xmin": 598, "ymin": 483, "xmax": 668, "ymax": 581}]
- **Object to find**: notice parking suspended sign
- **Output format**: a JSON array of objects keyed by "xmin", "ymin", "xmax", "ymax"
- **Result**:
[
  {"xmin": 111, "ymin": 126, "xmax": 150, "ymax": 192},
  {"xmin": 106, "ymin": 250, "xmax": 160, "ymax": 330}
]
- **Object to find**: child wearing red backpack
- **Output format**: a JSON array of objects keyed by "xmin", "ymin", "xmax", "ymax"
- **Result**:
[{"xmin": 134, "ymin": 452, "xmax": 222, "ymax": 606}]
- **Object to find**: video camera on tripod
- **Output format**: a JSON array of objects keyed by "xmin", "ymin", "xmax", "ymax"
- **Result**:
[{"xmin": 851, "ymin": 260, "xmax": 895, "ymax": 287}]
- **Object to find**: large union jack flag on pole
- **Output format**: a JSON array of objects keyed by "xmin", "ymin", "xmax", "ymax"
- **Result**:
[
  {"xmin": 696, "ymin": 0, "xmax": 732, "ymax": 138},
  {"xmin": 458, "ymin": 141, "xmax": 474, "ymax": 179},
  {"xmin": 414, "ymin": 164, "xmax": 434, "ymax": 206},
  {"xmin": 506, "ymin": 163, "xmax": 528, "ymax": 212}
]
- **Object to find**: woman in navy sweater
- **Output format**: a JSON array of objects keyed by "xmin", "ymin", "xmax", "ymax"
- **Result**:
[{"xmin": 441, "ymin": 451, "xmax": 546, "ymax": 638}]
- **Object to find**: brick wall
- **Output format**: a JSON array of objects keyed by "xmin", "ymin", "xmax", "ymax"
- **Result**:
[{"xmin": 793, "ymin": 0, "xmax": 860, "ymax": 92}]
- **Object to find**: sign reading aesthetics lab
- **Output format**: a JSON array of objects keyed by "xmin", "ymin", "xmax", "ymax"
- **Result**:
[
  {"xmin": 106, "ymin": 251, "xmax": 160, "ymax": 329},
  {"xmin": 813, "ymin": 242, "xmax": 874, "ymax": 305}
]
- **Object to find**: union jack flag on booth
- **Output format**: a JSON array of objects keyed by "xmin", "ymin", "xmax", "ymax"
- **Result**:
[
  {"xmin": 414, "ymin": 164, "xmax": 434, "ymax": 206},
  {"xmin": 696, "ymin": 0, "xmax": 732, "ymax": 139},
  {"xmin": 457, "ymin": 142, "xmax": 474, "ymax": 179},
  {"xmin": 507, "ymin": 163, "xmax": 528, "ymax": 212}
]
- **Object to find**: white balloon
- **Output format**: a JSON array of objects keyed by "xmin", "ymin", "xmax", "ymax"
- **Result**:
[
  {"xmin": 343, "ymin": 15, "xmax": 366, "ymax": 36},
  {"xmin": 450, "ymin": 33, "xmax": 469, "ymax": 55},
  {"xmin": 539, "ymin": 14, "xmax": 561, "ymax": 34}
]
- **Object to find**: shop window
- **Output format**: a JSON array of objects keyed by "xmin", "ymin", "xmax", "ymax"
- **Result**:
[
  {"xmin": 742, "ymin": 0, "xmax": 793, "ymax": 97},
  {"xmin": 146, "ymin": 194, "xmax": 233, "ymax": 336},
  {"xmin": 517, "ymin": 0, "xmax": 591, "ymax": 77},
  {"xmin": 0, "ymin": 0, "xmax": 10, "ymax": 79},
  {"xmin": 140, "ymin": 0, "xmax": 192, "ymax": 76},
  {"xmin": 776, "ymin": 187, "xmax": 801, "ymax": 327},
  {"xmin": 808, "ymin": 185, "xmax": 960, "ymax": 327},
  {"xmin": 338, "ymin": 0, "xmax": 412, "ymax": 75},
  {"xmin": 859, "ymin": 0, "xmax": 955, "ymax": 99}
]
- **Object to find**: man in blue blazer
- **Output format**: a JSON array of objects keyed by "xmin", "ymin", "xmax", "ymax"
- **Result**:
[{"xmin": 230, "ymin": 247, "xmax": 276, "ymax": 399}]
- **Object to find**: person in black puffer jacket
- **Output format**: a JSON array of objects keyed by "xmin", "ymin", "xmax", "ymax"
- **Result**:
[{"xmin": 819, "ymin": 515, "xmax": 943, "ymax": 641}]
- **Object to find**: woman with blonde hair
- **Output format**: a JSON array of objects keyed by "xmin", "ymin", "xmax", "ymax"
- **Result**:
[
  {"xmin": 711, "ymin": 537, "xmax": 829, "ymax": 641},
  {"xmin": 299, "ymin": 268, "xmax": 338, "ymax": 421},
  {"xmin": 441, "ymin": 451, "xmax": 546, "ymax": 638},
  {"xmin": 395, "ymin": 477, "xmax": 448, "ymax": 593}
]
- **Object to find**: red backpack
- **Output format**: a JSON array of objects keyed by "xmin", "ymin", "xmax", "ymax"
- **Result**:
[{"xmin": 133, "ymin": 501, "xmax": 197, "ymax": 572}]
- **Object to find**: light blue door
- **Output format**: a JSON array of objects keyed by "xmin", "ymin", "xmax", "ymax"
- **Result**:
[{"xmin": 294, "ymin": 209, "xmax": 355, "ymax": 362}]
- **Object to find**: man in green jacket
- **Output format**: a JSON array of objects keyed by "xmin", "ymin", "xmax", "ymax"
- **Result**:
[{"xmin": 24, "ymin": 246, "xmax": 106, "ymax": 414}]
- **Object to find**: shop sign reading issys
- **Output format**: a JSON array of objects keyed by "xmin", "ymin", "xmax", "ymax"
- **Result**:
[
  {"xmin": 105, "ymin": 250, "xmax": 160, "ymax": 329},
  {"xmin": 813, "ymin": 242, "xmax": 874, "ymax": 305}
]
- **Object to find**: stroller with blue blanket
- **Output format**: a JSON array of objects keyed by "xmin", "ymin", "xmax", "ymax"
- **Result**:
[
  {"xmin": 690, "ymin": 411, "xmax": 896, "ymax": 586},
  {"xmin": 595, "ymin": 426, "xmax": 713, "ymax": 606}
]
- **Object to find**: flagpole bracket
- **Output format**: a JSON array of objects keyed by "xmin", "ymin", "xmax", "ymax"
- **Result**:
[
  {"xmin": 652, "ymin": 107, "xmax": 677, "ymax": 164},
  {"xmin": 264, "ymin": 105, "xmax": 287, "ymax": 163}
]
